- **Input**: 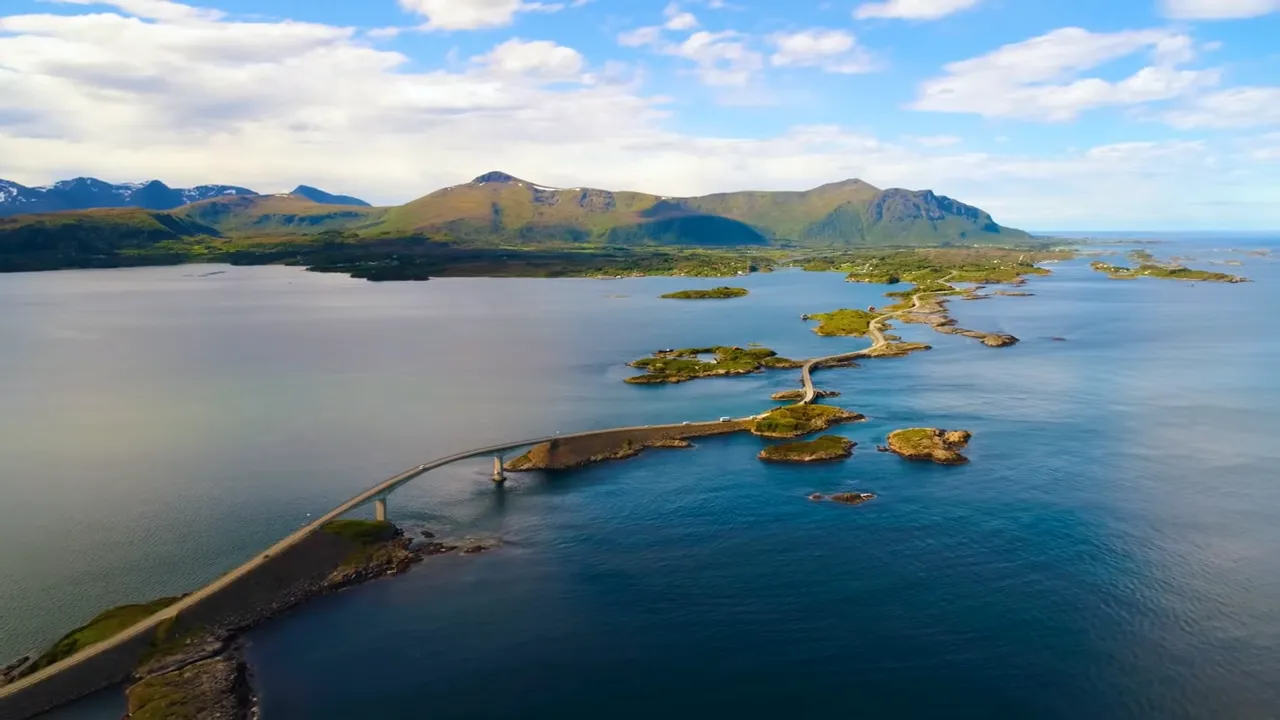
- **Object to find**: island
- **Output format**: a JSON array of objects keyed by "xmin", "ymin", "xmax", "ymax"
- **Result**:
[
  {"xmin": 806, "ymin": 308, "xmax": 880, "ymax": 337},
  {"xmin": 660, "ymin": 286, "xmax": 748, "ymax": 299},
  {"xmin": 1090, "ymin": 259, "xmax": 1247, "ymax": 283},
  {"xmin": 758, "ymin": 435, "xmax": 854, "ymax": 463},
  {"xmin": 886, "ymin": 428, "xmax": 973, "ymax": 465},
  {"xmin": 807, "ymin": 491, "xmax": 877, "ymax": 506},
  {"xmin": 750, "ymin": 404, "xmax": 864, "ymax": 439},
  {"xmin": 626, "ymin": 346, "xmax": 801, "ymax": 384}
]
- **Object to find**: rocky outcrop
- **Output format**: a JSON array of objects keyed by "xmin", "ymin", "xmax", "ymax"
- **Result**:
[
  {"xmin": 771, "ymin": 389, "xmax": 840, "ymax": 401},
  {"xmin": 980, "ymin": 333, "xmax": 1019, "ymax": 347},
  {"xmin": 750, "ymin": 405, "xmax": 864, "ymax": 439},
  {"xmin": 505, "ymin": 424, "xmax": 737, "ymax": 472},
  {"xmin": 1, "ymin": 656, "xmax": 31, "ymax": 687},
  {"xmin": 125, "ymin": 640, "xmax": 256, "ymax": 720},
  {"xmin": 865, "ymin": 342, "xmax": 932, "ymax": 358},
  {"xmin": 886, "ymin": 428, "xmax": 972, "ymax": 465},
  {"xmin": 829, "ymin": 492, "xmax": 877, "ymax": 506}
]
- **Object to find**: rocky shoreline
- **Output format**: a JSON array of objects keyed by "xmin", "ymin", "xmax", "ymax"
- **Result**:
[{"xmin": 886, "ymin": 428, "xmax": 973, "ymax": 465}]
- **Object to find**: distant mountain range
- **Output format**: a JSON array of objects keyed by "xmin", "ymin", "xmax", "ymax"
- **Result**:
[
  {"xmin": 0, "ymin": 177, "xmax": 370, "ymax": 217},
  {"xmin": 0, "ymin": 171, "xmax": 1032, "ymax": 274}
]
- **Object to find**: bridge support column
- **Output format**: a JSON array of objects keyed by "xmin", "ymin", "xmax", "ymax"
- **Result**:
[
  {"xmin": 374, "ymin": 497, "xmax": 388, "ymax": 522},
  {"xmin": 492, "ymin": 456, "xmax": 506, "ymax": 485}
]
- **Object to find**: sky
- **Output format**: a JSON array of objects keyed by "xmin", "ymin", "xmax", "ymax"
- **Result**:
[{"xmin": 1, "ymin": 0, "xmax": 1279, "ymax": 230}]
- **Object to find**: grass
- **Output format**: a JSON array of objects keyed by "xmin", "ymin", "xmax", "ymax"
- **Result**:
[
  {"xmin": 1091, "ymin": 260, "xmax": 1244, "ymax": 283},
  {"xmin": 23, "ymin": 596, "xmax": 181, "ymax": 675},
  {"xmin": 660, "ymin": 286, "xmax": 748, "ymax": 299},
  {"xmin": 886, "ymin": 428, "xmax": 938, "ymax": 455},
  {"xmin": 807, "ymin": 308, "xmax": 880, "ymax": 336},
  {"xmin": 751, "ymin": 404, "xmax": 858, "ymax": 438},
  {"xmin": 758, "ymin": 435, "xmax": 853, "ymax": 462},
  {"xmin": 626, "ymin": 346, "xmax": 798, "ymax": 384},
  {"xmin": 321, "ymin": 519, "xmax": 398, "ymax": 546}
]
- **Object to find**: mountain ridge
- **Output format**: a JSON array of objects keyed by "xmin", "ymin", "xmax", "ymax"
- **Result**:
[{"xmin": 0, "ymin": 177, "xmax": 369, "ymax": 217}]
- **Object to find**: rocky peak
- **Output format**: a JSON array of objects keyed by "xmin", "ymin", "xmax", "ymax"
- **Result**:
[{"xmin": 472, "ymin": 171, "xmax": 524, "ymax": 185}]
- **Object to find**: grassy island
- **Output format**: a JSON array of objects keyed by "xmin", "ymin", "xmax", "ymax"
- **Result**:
[
  {"xmin": 751, "ymin": 404, "xmax": 864, "ymax": 439},
  {"xmin": 797, "ymin": 248, "xmax": 1066, "ymax": 286},
  {"xmin": 887, "ymin": 428, "xmax": 972, "ymax": 465},
  {"xmin": 771, "ymin": 388, "xmax": 840, "ymax": 401},
  {"xmin": 626, "ymin": 346, "xmax": 801, "ymax": 384},
  {"xmin": 807, "ymin": 308, "xmax": 880, "ymax": 337},
  {"xmin": 758, "ymin": 435, "xmax": 854, "ymax": 463},
  {"xmin": 1090, "ymin": 260, "xmax": 1246, "ymax": 283},
  {"xmin": 660, "ymin": 286, "xmax": 748, "ymax": 299}
]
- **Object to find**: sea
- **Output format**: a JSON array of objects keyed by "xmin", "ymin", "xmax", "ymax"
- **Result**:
[{"xmin": 2, "ymin": 234, "xmax": 1278, "ymax": 719}]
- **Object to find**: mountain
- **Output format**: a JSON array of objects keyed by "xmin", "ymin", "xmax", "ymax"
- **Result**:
[
  {"xmin": 174, "ymin": 194, "xmax": 385, "ymax": 233},
  {"xmin": 368, "ymin": 172, "xmax": 1027, "ymax": 246},
  {"xmin": 290, "ymin": 185, "xmax": 371, "ymax": 207},
  {"xmin": 0, "ymin": 177, "xmax": 256, "ymax": 217}
]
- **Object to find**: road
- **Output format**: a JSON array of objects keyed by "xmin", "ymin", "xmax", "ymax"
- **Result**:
[
  {"xmin": 0, "ymin": 417, "xmax": 745, "ymax": 705},
  {"xmin": 799, "ymin": 274, "xmax": 959, "ymax": 404}
]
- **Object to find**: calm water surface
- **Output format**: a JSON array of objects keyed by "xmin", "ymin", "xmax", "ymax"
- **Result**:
[{"xmin": 2, "ymin": 238, "xmax": 1278, "ymax": 718}]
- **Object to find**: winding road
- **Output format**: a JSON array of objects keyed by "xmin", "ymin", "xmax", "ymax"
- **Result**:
[
  {"xmin": 2, "ymin": 275, "xmax": 963, "ymax": 713},
  {"xmin": 800, "ymin": 274, "xmax": 958, "ymax": 403}
]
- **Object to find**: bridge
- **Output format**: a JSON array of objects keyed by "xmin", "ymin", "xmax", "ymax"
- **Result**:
[{"xmin": 0, "ymin": 416, "xmax": 749, "ymax": 716}]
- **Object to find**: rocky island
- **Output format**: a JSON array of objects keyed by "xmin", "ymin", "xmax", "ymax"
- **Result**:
[
  {"xmin": 1091, "ymin": 259, "xmax": 1247, "ymax": 282},
  {"xmin": 771, "ymin": 388, "xmax": 840, "ymax": 401},
  {"xmin": 750, "ymin": 404, "xmax": 864, "ymax": 439},
  {"xmin": 758, "ymin": 435, "xmax": 855, "ymax": 463},
  {"xmin": 886, "ymin": 428, "xmax": 973, "ymax": 465},
  {"xmin": 660, "ymin": 286, "xmax": 749, "ymax": 299},
  {"xmin": 626, "ymin": 346, "xmax": 801, "ymax": 384},
  {"xmin": 806, "ymin": 308, "xmax": 881, "ymax": 337}
]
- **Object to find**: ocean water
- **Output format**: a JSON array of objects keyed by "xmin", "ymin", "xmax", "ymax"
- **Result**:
[{"xmin": 1, "ymin": 237, "xmax": 1278, "ymax": 718}]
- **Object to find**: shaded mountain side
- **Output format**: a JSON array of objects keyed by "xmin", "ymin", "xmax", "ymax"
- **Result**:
[
  {"xmin": 175, "ymin": 194, "xmax": 386, "ymax": 233},
  {"xmin": 0, "ymin": 209, "xmax": 219, "ymax": 272},
  {"xmin": 291, "ymin": 185, "xmax": 371, "ymax": 207}
]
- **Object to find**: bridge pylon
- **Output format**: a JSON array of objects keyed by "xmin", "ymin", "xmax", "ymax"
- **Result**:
[
  {"xmin": 374, "ymin": 497, "xmax": 388, "ymax": 522},
  {"xmin": 492, "ymin": 456, "xmax": 506, "ymax": 485}
]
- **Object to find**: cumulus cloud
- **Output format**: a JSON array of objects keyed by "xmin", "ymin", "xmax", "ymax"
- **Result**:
[
  {"xmin": 398, "ymin": 0, "xmax": 564, "ymax": 31},
  {"xmin": 913, "ymin": 27, "xmax": 1218, "ymax": 121},
  {"xmin": 854, "ymin": 0, "xmax": 981, "ymax": 20},
  {"xmin": 1, "ymin": 0, "xmax": 1276, "ymax": 229},
  {"xmin": 769, "ymin": 29, "xmax": 876, "ymax": 74},
  {"xmin": 663, "ymin": 2, "xmax": 699, "ymax": 30},
  {"xmin": 1161, "ymin": 0, "xmax": 1280, "ymax": 19}
]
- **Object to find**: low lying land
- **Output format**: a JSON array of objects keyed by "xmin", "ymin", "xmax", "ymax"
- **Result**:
[
  {"xmin": 505, "ymin": 422, "xmax": 747, "ymax": 472},
  {"xmin": 1090, "ymin": 260, "xmax": 1247, "ymax": 283},
  {"xmin": 887, "ymin": 428, "xmax": 973, "ymax": 465},
  {"xmin": 808, "ymin": 491, "xmax": 877, "ymax": 506},
  {"xmin": 660, "ymin": 286, "xmax": 748, "ymax": 299},
  {"xmin": 758, "ymin": 435, "xmax": 854, "ymax": 463},
  {"xmin": 626, "ymin": 346, "xmax": 801, "ymax": 384},
  {"xmin": 750, "ymin": 405, "xmax": 863, "ymax": 439},
  {"xmin": 806, "ymin": 308, "xmax": 880, "ymax": 337}
]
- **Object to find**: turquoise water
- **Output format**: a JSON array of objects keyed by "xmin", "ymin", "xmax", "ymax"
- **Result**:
[{"xmin": 2, "ymin": 238, "xmax": 1278, "ymax": 717}]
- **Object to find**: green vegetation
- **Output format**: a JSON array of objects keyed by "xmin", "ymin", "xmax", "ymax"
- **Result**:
[
  {"xmin": 807, "ymin": 308, "xmax": 880, "ymax": 336},
  {"xmin": 660, "ymin": 286, "xmax": 749, "ymax": 299},
  {"xmin": 23, "ymin": 596, "xmax": 181, "ymax": 675},
  {"xmin": 627, "ymin": 346, "xmax": 800, "ymax": 384},
  {"xmin": 1090, "ymin": 260, "xmax": 1246, "ymax": 283},
  {"xmin": 750, "ymin": 404, "xmax": 863, "ymax": 439},
  {"xmin": 758, "ymin": 435, "xmax": 854, "ymax": 462},
  {"xmin": 322, "ymin": 519, "xmax": 398, "ymax": 546},
  {"xmin": 126, "ymin": 655, "xmax": 248, "ymax": 720},
  {"xmin": 887, "ymin": 428, "xmax": 972, "ymax": 465}
]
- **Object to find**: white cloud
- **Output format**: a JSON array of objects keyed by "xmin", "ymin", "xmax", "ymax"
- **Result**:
[
  {"xmin": 667, "ymin": 31, "xmax": 763, "ymax": 86},
  {"xmin": 663, "ymin": 2, "xmax": 699, "ymax": 30},
  {"xmin": 913, "ymin": 27, "xmax": 1218, "ymax": 121},
  {"xmin": 397, "ymin": 0, "xmax": 564, "ymax": 31},
  {"xmin": 769, "ymin": 29, "xmax": 876, "ymax": 74},
  {"xmin": 854, "ymin": 0, "xmax": 981, "ymax": 20},
  {"xmin": 1164, "ymin": 87, "xmax": 1280, "ymax": 128},
  {"xmin": 1, "ymin": 0, "xmax": 1278, "ymax": 229},
  {"xmin": 618, "ymin": 25, "xmax": 663, "ymax": 47},
  {"xmin": 1161, "ymin": 0, "xmax": 1280, "ymax": 19},
  {"xmin": 911, "ymin": 134, "xmax": 962, "ymax": 147},
  {"xmin": 473, "ymin": 39, "xmax": 585, "ymax": 81}
]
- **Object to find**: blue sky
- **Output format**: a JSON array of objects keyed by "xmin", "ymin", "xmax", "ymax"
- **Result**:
[{"xmin": 2, "ymin": 0, "xmax": 1279, "ymax": 230}]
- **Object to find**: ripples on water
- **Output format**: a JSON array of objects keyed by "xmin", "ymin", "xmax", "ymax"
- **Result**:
[{"xmin": 1, "ymin": 238, "xmax": 1277, "ymax": 718}]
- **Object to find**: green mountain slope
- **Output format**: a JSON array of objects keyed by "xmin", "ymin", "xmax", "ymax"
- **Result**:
[
  {"xmin": 175, "ymin": 194, "xmax": 385, "ymax": 233},
  {"xmin": 0, "ymin": 208, "xmax": 219, "ymax": 272},
  {"xmin": 366, "ymin": 172, "xmax": 1026, "ymax": 246}
]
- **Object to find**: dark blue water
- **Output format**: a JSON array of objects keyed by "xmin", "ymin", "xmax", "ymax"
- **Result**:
[{"xmin": 4, "ymin": 238, "xmax": 1278, "ymax": 718}]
